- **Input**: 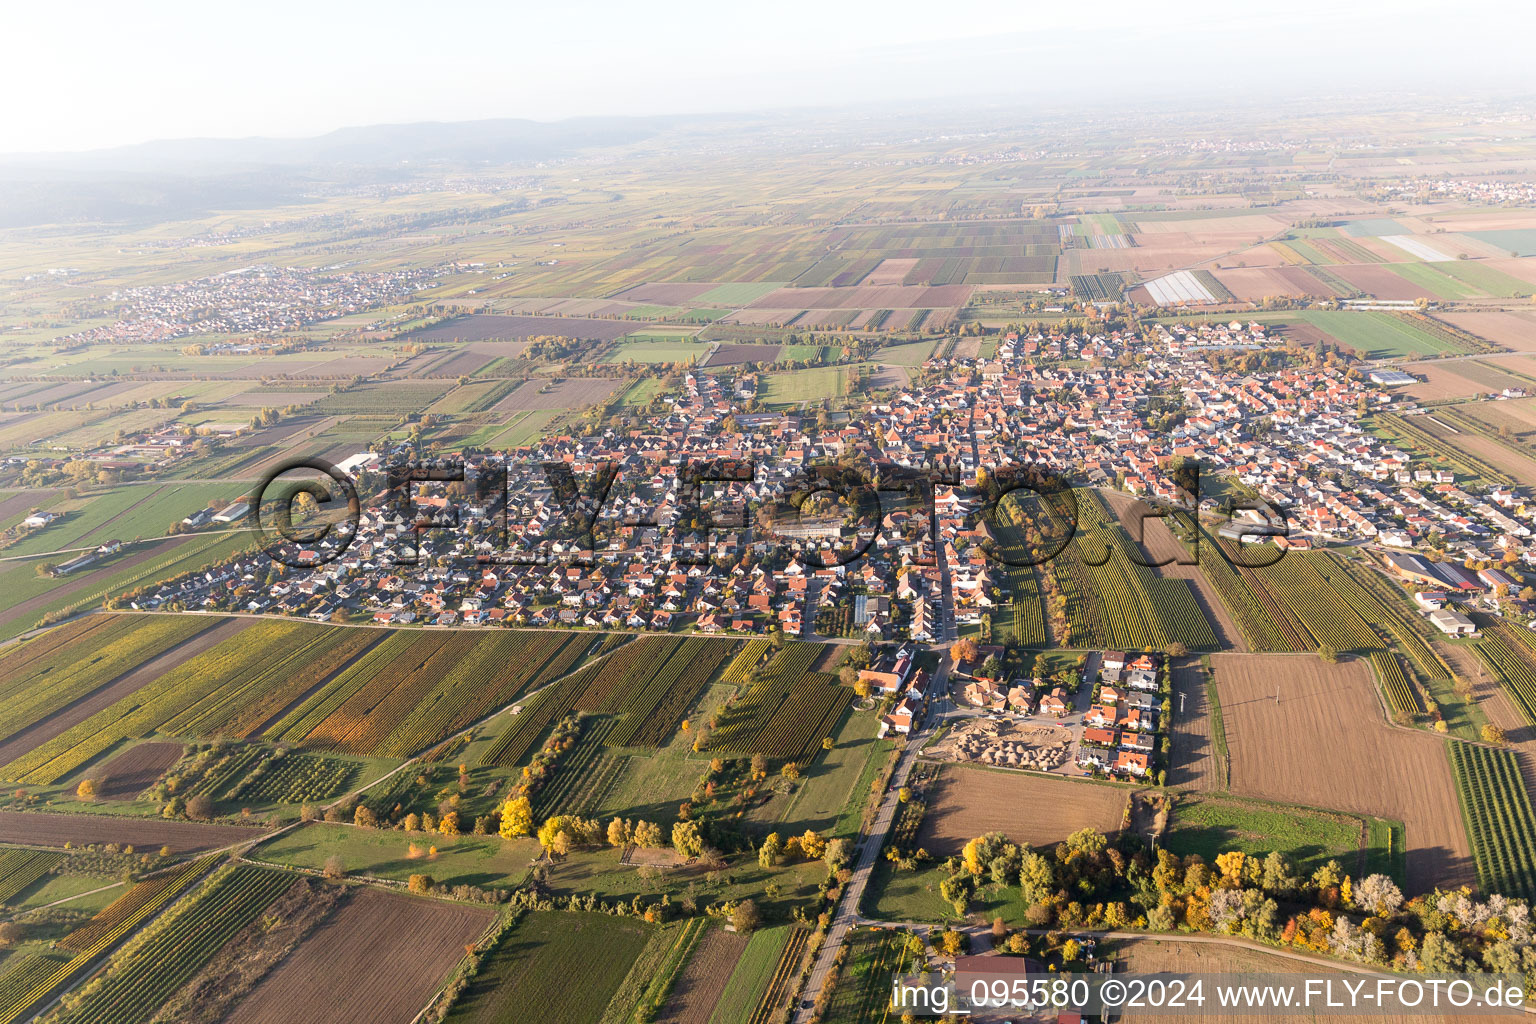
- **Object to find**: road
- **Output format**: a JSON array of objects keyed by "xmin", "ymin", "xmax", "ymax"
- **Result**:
[{"xmin": 792, "ymin": 650, "xmax": 953, "ymax": 1023}]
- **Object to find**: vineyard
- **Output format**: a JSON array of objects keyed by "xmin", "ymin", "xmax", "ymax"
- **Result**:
[
  {"xmin": 1473, "ymin": 625, "xmax": 1536, "ymax": 725},
  {"xmin": 226, "ymin": 752, "xmax": 359, "ymax": 804},
  {"xmin": 745, "ymin": 927, "xmax": 809, "ymax": 1024},
  {"xmin": 1194, "ymin": 527, "xmax": 1296, "ymax": 651},
  {"xmin": 711, "ymin": 643, "xmax": 852, "ymax": 762},
  {"xmin": 985, "ymin": 489, "xmax": 1052, "ymax": 648},
  {"xmin": 0, "ymin": 849, "xmax": 62, "ymax": 904},
  {"xmin": 531, "ymin": 720, "xmax": 628, "ymax": 817},
  {"xmin": 0, "ymin": 615, "xmax": 211, "ymax": 751},
  {"xmin": 722, "ymin": 640, "xmax": 771, "ymax": 684},
  {"xmin": 823, "ymin": 928, "xmax": 915, "ymax": 1024},
  {"xmin": 52, "ymin": 865, "xmax": 296, "ymax": 1024},
  {"xmin": 443, "ymin": 911, "xmax": 652, "ymax": 1024},
  {"xmin": 606, "ymin": 638, "xmax": 737, "ymax": 748},
  {"xmin": 1447, "ymin": 742, "xmax": 1536, "ymax": 901},
  {"xmin": 0, "ymin": 858, "xmax": 212, "ymax": 1024},
  {"xmin": 1370, "ymin": 652, "xmax": 1423, "ymax": 717},
  {"xmin": 482, "ymin": 635, "xmax": 737, "ymax": 766},
  {"xmin": 1049, "ymin": 495, "xmax": 1217, "ymax": 651}
]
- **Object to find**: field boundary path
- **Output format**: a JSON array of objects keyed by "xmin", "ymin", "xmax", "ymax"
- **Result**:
[{"xmin": 791, "ymin": 651, "xmax": 952, "ymax": 1024}]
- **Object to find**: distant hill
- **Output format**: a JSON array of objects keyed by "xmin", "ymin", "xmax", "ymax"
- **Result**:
[{"xmin": 0, "ymin": 115, "xmax": 683, "ymax": 228}]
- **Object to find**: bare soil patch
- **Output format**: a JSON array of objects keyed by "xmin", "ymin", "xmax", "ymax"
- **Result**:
[
  {"xmin": 657, "ymin": 928, "xmax": 748, "ymax": 1024},
  {"xmin": 93, "ymin": 741, "xmax": 184, "ymax": 800},
  {"xmin": 917, "ymin": 764, "xmax": 1128, "ymax": 855},
  {"xmin": 1211, "ymin": 653, "xmax": 1472, "ymax": 893},
  {"xmin": 1168, "ymin": 662, "xmax": 1222, "ymax": 792},
  {"xmin": 224, "ymin": 888, "xmax": 492, "ymax": 1024},
  {"xmin": 0, "ymin": 810, "xmax": 266, "ymax": 853},
  {"xmin": 1436, "ymin": 311, "xmax": 1536, "ymax": 353}
]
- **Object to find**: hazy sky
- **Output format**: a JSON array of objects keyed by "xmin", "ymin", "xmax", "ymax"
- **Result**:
[{"xmin": 8, "ymin": 0, "xmax": 1535, "ymax": 153}]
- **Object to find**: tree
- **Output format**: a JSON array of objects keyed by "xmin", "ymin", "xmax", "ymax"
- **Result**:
[
  {"xmin": 408, "ymin": 874, "xmax": 434, "ymax": 894},
  {"xmin": 898, "ymin": 787, "xmax": 912, "ymax": 803},
  {"xmin": 1019, "ymin": 850, "xmax": 1056, "ymax": 904},
  {"xmin": 354, "ymin": 805, "xmax": 377, "ymax": 828},
  {"xmin": 839, "ymin": 665, "xmax": 859, "ymax": 687},
  {"xmin": 0, "ymin": 922, "xmax": 26, "ymax": 947},
  {"xmin": 1354, "ymin": 873, "xmax": 1403, "ymax": 918},
  {"xmin": 936, "ymin": 929, "xmax": 968, "ymax": 957},
  {"xmin": 1062, "ymin": 938, "xmax": 1082, "ymax": 962},
  {"xmin": 950, "ymin": 638, "xmax": 978, "ymax": 663},
  {"xmin": 1317, "ymin": 645, "xmax": 1338, "ymax": 664},
  {"xmin": 732, "ymin": 899, "xmax": 762, "ymax": 935},
  {"xmin": 759, "ymin": 832, "xmax": 782, "ymax": 868},
  {"xmin": 608, "ymin": 817, "xmax": 630, "ymax": 847},
  {"xmin": 499, "ymin": 797, "xmax": 533, "ymax": 839},
  {"xmin": 672, "ymin": 820, "xmax": 704, "ymax": 858},
  {"xmin": 1481, "ymin": 724, "xmax": 1508, "ymax": 745},
  {"xmin": 186, "ymin": 793, "xmax": 214, "ymax": 820},
  {"xmin": 822, "ymin": 737, "xmax": 834, "ymax": 752},
  {"xmin": 633, "ymin": 820, "xmax": 664, "ymax": 847},
  {"xmin": 75, "ymin": 779, "xmax": 97, "ymax": 801},
  {"xmin": 322, "ymin": 855, "xmax": 346, "ymax": 880}
]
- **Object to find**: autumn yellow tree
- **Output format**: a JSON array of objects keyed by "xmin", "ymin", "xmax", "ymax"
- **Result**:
[{"xmin": 499, "ymin": 796, "xmax": 533, "ymax": 839}]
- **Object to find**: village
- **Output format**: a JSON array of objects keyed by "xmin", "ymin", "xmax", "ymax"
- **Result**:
[{"xmin": 86, "ymin": 316, "xmax": 1531, "ymax": 646}]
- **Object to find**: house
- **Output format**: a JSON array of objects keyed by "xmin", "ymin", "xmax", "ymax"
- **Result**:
[
  {"xmin": 22, "ymin": 511, "xmax": 62, "ymax": 529},
  {"xmin": 1038, "ymin": 688, "xmax": 1070, "ymax": 716},
  {"xmin": 879, "ymin": 696, "xmax": 917, "ymax": 738},
  {"xmin": 1113, "ymin": 750, "xmax": 1151, "ymax": 776},
  {"xmin": 1415, "ymin": 591, "xmax": 1448, "ymax": 611},
  {"xmin": 1429, "ymin": 608, "xmax": 1476, "ymax": 636}
]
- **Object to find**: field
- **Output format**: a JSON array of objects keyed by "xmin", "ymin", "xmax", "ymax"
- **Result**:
[
  {"xmin": 1211, "ymin": 654, "xmax": 1471, "ymax": 893},
  {"xmin": 51, "ymin": 864, "xmax": 297, "ymax": 1024},
  {"xmin": 1446, "ymin": 741, "xmax": 1536, "ymax": 902},
  {"xmin": 252, "ymin": 822, "xmax": 537, "ymax": 887},
  {"xmin": 821, "ymin": 927, "xmax": 918, "ymax": 1024},
  {"xmin": 0, "ymin": 623, "xmax": 593, "ymax": 783},
  {"xmin": 445, "ymin": 911, "xmax": 652, "ymax": 1024},
  {"xmin": 0, "ymin": 614, "xmax": 213, "ymax": 759},
  {"xmin": 406, "ymin": 314, "xmax": 633, "ymax": 343},
  {"xmin": 0, "ymin": 849, "xmax": 64, "ymax": 905},
  {"xmin": 657, "ymin": 927, "xmax": 748, "ymax": 1024},
  {"xmin": 1297, "ymin": 310, "xmax": 1464, "ymax": 359},
  {"xmin": 1049, "ymin": 494, "xmax": 1218, "ymax": 651},
  {"xmin": 0, "ymin": 810, "xmax": 264, "ymax": 854},
  {"xmin": 707, "ymin": 925, "xmax": 806, "ymax": 1024},
  {"xmin": 710, "ymin": 643, "xmax": 853, "ymax": 763},
  {"xmin": 916, "ymin": 765, "xmax": 1128, "ymax": 856},
  {"xmin": 1165, "ymin": 793, "xmax": 1400, "ymax": 881},
  {"xmin": 225, "ymin": 888, "xmax": 492, "ymax": 1024},
  {"xmin": 1437, "ymin": 311, "xmax": 1536, "ymax": 352},
  {"xmin": 1110, "ymin": 937, "xmax": 1516, "ymax": 1024},
  {"xmin": 92, "ymin": 740, "xmax": 185, "ymax": 800},
  {"xmin": 0, "ymin": 858, "xmax": 212, "ymax": 1024}
]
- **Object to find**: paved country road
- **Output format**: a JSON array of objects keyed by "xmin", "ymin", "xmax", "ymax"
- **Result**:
[{"xmin": 792, "ymin": 650, "xmax": 953, "ymax": 1023}]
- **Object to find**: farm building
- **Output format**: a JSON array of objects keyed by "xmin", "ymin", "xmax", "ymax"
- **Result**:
[{"xmin": 1429, "ymin": 608, "xmax": 1476, "ymax": 636}]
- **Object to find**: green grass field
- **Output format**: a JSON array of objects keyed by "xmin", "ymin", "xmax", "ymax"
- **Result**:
[
  {"xmin": 695, "ymin": 282, "xmax": 787, "ymax": 306},
  {"xmin": 1299, "ymin": 310, "xmax": 1461, "ymax": 359},
  {"xmin": 1165, "ymin": 793, "xmax": 1402, "ymax": 882},
  {"xmin": 446, "ymin": 912, "xmax": 654, "ymax": 1024},
  {"xmin": 605, "ymin": 341, "xmax": 711, "ymax": 364},
  {"xmin": 253, "ymin": 822, "xmax": 537, "ymax": 887},
  {"xmin": 760, "ymin": 365, "xmax": 850, "ymax": 405}
]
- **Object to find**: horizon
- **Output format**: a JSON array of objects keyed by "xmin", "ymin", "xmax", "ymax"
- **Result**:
[{"xmin": 11, "ymin": 0, "xmax": 1536, "ymax": 155}]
